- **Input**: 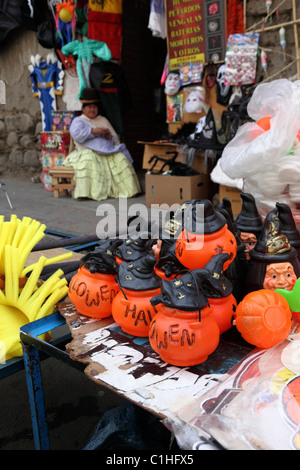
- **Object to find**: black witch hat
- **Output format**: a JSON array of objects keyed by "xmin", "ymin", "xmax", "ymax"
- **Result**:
[
  {"xmin": 216, "ymin": 205, "xmax": 248, "ymax": 303},
  {"xmin": 235, "ymin": 192, "xmax": 264, "ymax": 236},
  {"xmin": 250, "ymin": 208, "xmax": 296, "ymax": 263},
  {"xmin": 117, "ymin": 253, "xmax": 161, "ymax": 291},
  {"xmin": 115, "ymin": 234, "xmax": 153, "ymax": 262},
  {"xmin": 276, "ymin": 202, "xmax": 300, "ymax": 259},
  {"xmin": 80, "ymin": 239, "xmax": 121, "ymax": 274},
  {"xmin": 155, "ymin": 239, "xmax": 186, "ymax": 278},
  {"xmin": 245, "ymin": 207, "xmax": 300, "ymax": 293},
  {"xmin": 184, "ymin": 199, "xmax": 226, "ymax": 235},
  {"xmin": 150, "ymin": 253, "xmax": 232, "ymax": 312},
  {"xmin": 217, "ymin": 196, "xmax": 235, "ymax": 225}
]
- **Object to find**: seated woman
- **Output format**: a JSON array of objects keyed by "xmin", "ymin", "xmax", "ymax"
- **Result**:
[{"xmin": 63, "ymin": 87, "xmax": 141, "ymax": 201}]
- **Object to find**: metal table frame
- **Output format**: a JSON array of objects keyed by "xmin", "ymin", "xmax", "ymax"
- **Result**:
[{"xmin": 19, "ymin": 312, "xmax": 85, "ymax": 450}]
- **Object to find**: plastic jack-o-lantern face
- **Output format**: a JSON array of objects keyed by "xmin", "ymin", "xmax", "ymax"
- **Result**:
[
  {"xmin": 240, "ymin": 231, "xmax": 257, "ymax": 260},
  {"xmin": 263, "ymin": 262, "xmax": 297, "ymax": 292}
]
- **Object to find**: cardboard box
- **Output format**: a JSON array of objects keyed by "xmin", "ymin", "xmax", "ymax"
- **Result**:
[
  {"xmin": 219, "ymin": 185, "xmax": 242, "ymax": 216},
  {"xmin": 145, "ymin": 173, "xmax": 209, "ymax": 207},
  {"xmin": 139, "ymin": 141, "xmax": 210, "ymax": 174}
]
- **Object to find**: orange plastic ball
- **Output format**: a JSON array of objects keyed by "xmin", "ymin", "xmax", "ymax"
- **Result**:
[{"xmin": 235, "ymin": 289, "xmax": 292, "ymax": 349}]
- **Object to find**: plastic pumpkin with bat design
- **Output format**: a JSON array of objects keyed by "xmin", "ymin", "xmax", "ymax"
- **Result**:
[{"xmin": 175, "ymin": 200, "xmax": 237, "ymax": 271}]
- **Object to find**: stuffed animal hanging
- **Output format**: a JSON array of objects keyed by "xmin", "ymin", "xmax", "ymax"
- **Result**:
[
  {"xmin": 28, "ymin": 53, "xmax": 64, "ymax": 131},
  {"xmin": 55, "ymin": 0, "xmax": 76, "ymax": 47}
]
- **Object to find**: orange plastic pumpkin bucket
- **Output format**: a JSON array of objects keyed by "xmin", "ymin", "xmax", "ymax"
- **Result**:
[
  {"xmin": 209, "ymin": 294, "xmax": 236, "ymax": 334},
  {"xmin": 234, "ymin": 289, "xmax": 292, "ymax": 348},
  {"xmin": 148, "ymin": 304, "xmax": 220, "ymax": 366},
  {"xmin": 68, "ymin": 266, "xmax": 119, "ymax": 319},
  {"xmin": 112, "ymin": 287, "xmax": 161, "ymax": 337},
  {"xmin": 175, "ymin": 224, "xmax": 237, "ymax": 271}
]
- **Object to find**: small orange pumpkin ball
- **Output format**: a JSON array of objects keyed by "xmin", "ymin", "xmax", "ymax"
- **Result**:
[{"xmin": 235, "ymin": 289, "xmax": 292, "ymax": 349}]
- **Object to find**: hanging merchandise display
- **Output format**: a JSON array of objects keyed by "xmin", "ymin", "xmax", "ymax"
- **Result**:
[
  {"xmin": 61, "ymin": 73, "xmax": 82, "ymax": 111},
  {"xmin": 204, "ymin": 0, "xmax": 227, "ymax": 62},
  {"xmin": 166, "ymin": 94, "xmax": 183, "ymax": 124},
  {"xmin": 224, "ymin": 33, "xmax": 260, "ymax": 86},
  {"xmin": 74, "ymin": 0, "xmax": 89, "ymax": 35},
  {"xmin": 265, "ymin": 0, "xmax": 272, "ymax": 15},
  {"xmin": 148, "ymin": 0, "xmax": 166, "ymax": 39},
  {"xmin": 28, "ymin": 53, "xmax": 64, "ymax": 131},
  {"xmin": 279, "ymin": 26, "xmax": 286, "ymax": 61},
  {"xmin": 61, "ymin": 39, "xmax": 112, "ymax": 98},
  {"xmin": 183, "ymin": 87, "xmax": 207, "ymax": 114},
  {"xmin": 216, "ymin": 64, "xmax": 232, "ymax": 105},
  {"xmin": 55, "ymin": 0, "xmax": 76, "ymax": 47},
  {"xmin": 164, "ymin": 72, "xmax": 180, "ymax": 96},
  {"xmin": 164, "ymin": 71, "xmax": 182, "ymax": 122},
  {"xmin": 87, "ymin": 0, "xmax": 123, "ymax": 61},
  {"xmin": 89, "ymin": 60, "xmax": 132, "ymax": 136},
  {"xmin": 226, "ymin": 0, "xmax": 245, "ymax": 36},
  {"xmin": 184, "ymin": 108, "xmax": 225, "ymax": 151},
  {"xmin": 179, "ymin": 63, "xmax": 204, "ymax": 87},
  {"xmin": 0, "ymin": 0, "xmax": 55, "ymax": 47},
  {"xmin": 260, "ymin": 49, "xmax": 268, "ymax": 73}
]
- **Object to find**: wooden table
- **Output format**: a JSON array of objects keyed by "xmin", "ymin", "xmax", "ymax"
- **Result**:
[
  {"xmin": 20, "ymin": 300, "xmax": 253, "ymax": 450},
  {"xmin": 59, "ymin": 302, "xmax": 253, "ymax": 422}
]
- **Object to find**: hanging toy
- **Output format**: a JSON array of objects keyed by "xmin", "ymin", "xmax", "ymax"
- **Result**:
[
  {"xmin": 265, "ymin": 0, "xmax": 272, "ymax": 15},
  {"xmin": 279, "ymin": 27, "xmax": 286, "ymax": 62},
  {"xmin": 55, "ymin": 1, "xmax": 76, "ymax": 48},
  {"xmin": 261, "ymin": 49, "xmax": 268, "ymax": 73},
  {"xmin": 28, "ymin": 53, "xmax": 64, "ymax": 131}
]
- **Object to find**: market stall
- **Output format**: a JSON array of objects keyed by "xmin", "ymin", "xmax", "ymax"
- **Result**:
[{"xmin": 1, "ymin": 0, "xmax": 300, "ymax": 452}]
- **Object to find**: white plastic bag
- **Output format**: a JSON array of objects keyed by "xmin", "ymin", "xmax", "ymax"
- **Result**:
[
  {"xmin": 219, "ymin": 79, "xmax": 300, "ymax": 202},
  {"xmin": 174, "ymin": 327, "xmax": 300, "ymax": 450}
]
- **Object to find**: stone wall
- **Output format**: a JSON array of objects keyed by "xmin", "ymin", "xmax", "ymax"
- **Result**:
[
  {"xmin": 0, "ymin": 28, "xmax": 65, "ymax": 179},
  {"xmin": 0, "ymin": 113, "xmax": 42, "ymax": 178}
]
